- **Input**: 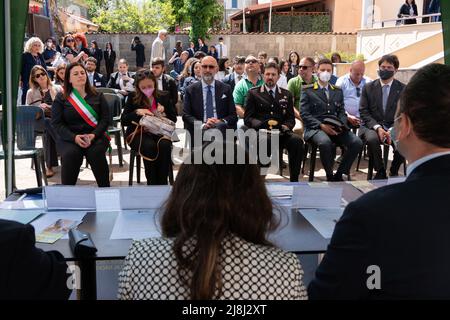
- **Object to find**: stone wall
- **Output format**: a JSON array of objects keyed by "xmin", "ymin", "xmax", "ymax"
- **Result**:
[{"xmin": 87, "ymin": 33, "xmax": 356, "ymax": 73}]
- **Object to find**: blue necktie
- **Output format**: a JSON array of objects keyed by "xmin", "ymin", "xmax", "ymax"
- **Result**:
[
  {"xmin": 382, "ymin": 85, "xmax": 390, "ymax": 112},
  {"xmin": 206, "ymin": 85, "xmax": 214, "ymax": 119}
]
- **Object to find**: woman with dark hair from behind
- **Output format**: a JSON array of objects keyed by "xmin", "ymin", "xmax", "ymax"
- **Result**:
[{"xmin": 118, "ymin": 145, "xmax": 307, "ymax": 300}]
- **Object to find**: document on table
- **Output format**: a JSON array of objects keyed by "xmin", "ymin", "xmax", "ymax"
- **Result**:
[
  {"xmin": 299, "ymin": 208, "xmax": 344, "ymax": 239},
  {"xmin": 0, "ymin": 209, "xmax": 43, "ymax": 224},
  {"xmin": 120, "ymin": 186, "xmax": 171, "ymax": 210},
  {"xmin": 348, "ymin": 180, "xmax": 378, "ymax": 194},
  {"xmin": 45, "ymin": 186, "xmax": 96, "ymax": 210},
  {"xmin": 110, "ymin": 210, "xmax": 161, "ymax": 240},
  {"xmin": 387, "ymin": 177, "xmax": 406, "ymax": 185},
  {"xmin": 266, "ymin": 184, "xmax": 293, "ymax": 198},
  {"xmin": 31, "ymin": 211, "xmax": 87, "ymax": 242},
  {"xmin": 0, "ymin": 199, "xmax": 45, "ymax": 210},
  {"xmin": 292, "ymin": 185, "xmax": 343, "ymax": 209},
  {"xmin": 95, "ymin": 188, "xmax": 121, "ymax": 212}
]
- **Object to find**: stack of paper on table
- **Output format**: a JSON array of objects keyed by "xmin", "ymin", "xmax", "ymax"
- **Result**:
[
  {"xmin": 110, "ymin": 210, "xmax": 161, "ymax": 240},
  {"xmin": 31, "ymin": 211, "xmax": 87, "ymax": 243}
]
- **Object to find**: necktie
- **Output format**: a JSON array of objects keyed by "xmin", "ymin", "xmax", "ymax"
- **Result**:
[
  {"xmin": 323, "ymin": 87, "xmax": 329, "ymax": 100},
  {"xmin": 89, "ymin": 74, "xmax": 94, "ymax": 86},
  {"xmin": 206, "ymin": 85, "xmax": 214, "ymax": 120},
  {"xmin": 269, "ymin": 89, "xmax": 275, "ymax": 99},
  {"xmin": 382, "ymin": 85, "xmax": 390, "ymax": 112},
  {"xmin": 237, "ymin": 75, "xmax": 242, "ymax": 82}
]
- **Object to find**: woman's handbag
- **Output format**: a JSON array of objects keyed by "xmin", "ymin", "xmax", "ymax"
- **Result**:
[{"xmin": 126, "ymin": 113, "xmax": 175, "ymax": 161}]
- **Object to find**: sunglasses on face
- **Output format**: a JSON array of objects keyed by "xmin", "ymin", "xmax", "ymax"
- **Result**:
[
  {"xmin": 245, "ymin": 60, "xmax": 257, "ymax": 64},
  {"xmin": 299, "ymin": 65, "xmax": 312, "ymax": 70},
  {"xmin": 202, "ymin": 65, "xmax": 216, "ymax": 69},
  {"xmin": 66, "ymin": 39, "xmax": 74, "ymax": 43},
  {"xmin": 34, "ymin": 72, "xmax": 47, "ymax": 79}
]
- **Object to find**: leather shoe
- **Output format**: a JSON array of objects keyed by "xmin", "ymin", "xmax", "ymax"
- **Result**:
[{"xmin": 374, "ymin": 169, "xmax": 387, "ymax": 180}]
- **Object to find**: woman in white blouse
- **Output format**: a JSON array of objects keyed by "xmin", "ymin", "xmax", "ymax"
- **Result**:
[{"xmin": 118, "ymin": 144, "xmax": 308, "ymax": 300}]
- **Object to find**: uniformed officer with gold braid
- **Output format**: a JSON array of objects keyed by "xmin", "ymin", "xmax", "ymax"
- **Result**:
[
  {"xmin": 244, "ymin": 62, "xmax": 304, "ymax": 182},
  {"xmin": 300, "ymin": 58, "xmax": 363, "ymax": 181}
]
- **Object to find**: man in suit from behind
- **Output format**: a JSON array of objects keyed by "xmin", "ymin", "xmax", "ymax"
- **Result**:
[
  {"xmin": 359, "ymin": 54, "xmax": 406, "ymax": 179},
  {"xmin": 0, "ymin": 219, "xmax": 71, "ymax": 299},
  {"xmin": 222, "ymin": 56, "xmax": 245, "ymax": 93},
  {"xmin": 182, "ymin": 56, "xmax": 238, "ymax": 149},
  {"xmin": 85, "ymin": 57, "xmax": 106, "ymax": 88},
  {"xmin": 151, "ymin": 57, "xmax": 179, "ymax": 117},
  {"xmin": 308, "ymin": 63, "xmax": 450, "ymax": 300}
]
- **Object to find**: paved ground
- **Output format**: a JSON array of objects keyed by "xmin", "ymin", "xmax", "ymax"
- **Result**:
[{"xmin": 0, "ymin": 116, "xmax": 404, "ymax": 199}]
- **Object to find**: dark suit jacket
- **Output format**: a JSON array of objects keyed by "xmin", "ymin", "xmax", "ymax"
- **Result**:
[
  {"xmin": 131, "ymin": 42, "xmax": 146, "ymax": 66},
  {"xmin": 0, "ymin": 219, "xmax": 71, "ymax": 299},
  {"xmin": 182, "ymin": 80, "xmax": 237, "ymax": 130},
  {"xmin": 160, "ymin": 74, "xmax": 179, "ymax": 115},
  {"xmin": 300, "ymin": 83, "xmax": 348, "ymax": 141},
  {"xmin": 359, "ymin": 79, "xmax": 405, "ymax": 130},
  {"xmin": 121, "ymin": 92, "xmax": 177, "ymax": 137},
  {"xmin": 244, "ymin": 85, "xmax": 295, "ymax": 131},
  {"xmin": 89, "ymin": 72, "xmax": 106, "ymax": 88},
  {"xmin": 104, "ymin": 50, "xmax": 116, "ymax": 72},
  {"xmin": 308, "ymin": 154, "xmax": 450, "ymax": 299}
]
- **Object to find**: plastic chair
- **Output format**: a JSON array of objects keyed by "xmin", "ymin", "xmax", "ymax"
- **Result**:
[
  {"xmin": 96, "ymin": 87, "xmax": 118, "ymax": 95},
  {"xmin": 103, "ymin": 93, "xmax": 124, "ymax": 167},
  {"xmin": 0, "ymin": 106, "xmax": 47, "ymax": 188}
]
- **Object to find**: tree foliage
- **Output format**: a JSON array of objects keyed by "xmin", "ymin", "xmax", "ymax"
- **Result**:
[{"xmin": 86, "ymin": 0, "xmax": 176, "ymax": 33}]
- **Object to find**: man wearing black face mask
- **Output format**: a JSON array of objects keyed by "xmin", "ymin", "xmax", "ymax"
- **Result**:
[{"xmin": 359, "ymin": 54, "xmax": 405, "ymax": 179}]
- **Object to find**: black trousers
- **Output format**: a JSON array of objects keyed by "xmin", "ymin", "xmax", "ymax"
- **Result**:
[
  {"xmin": 57, "ymin": 137, "xmax": 110, "ymax": 187},
  {"xmin": 309, "ymin": 129, "xmax": 363, "ymax": 178},
  {"xmin": 359, "ymin": 126, "xmax": 405, "ymax": 173},
  {"xmin": 43, "ymin": 118, "xmax": 59, "ymax": 168},
  {"xmin": 129, "ymin": 133, "xmax": 172, "ymax": 185},
  {"xmin": 255, "ymin": 131, "xmax": 304, "ymax": 182}
]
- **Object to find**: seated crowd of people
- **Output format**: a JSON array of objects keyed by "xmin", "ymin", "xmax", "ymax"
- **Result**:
[{"xmin": 5, "ymin": 32, "xmax": 450, "ymax": 300}]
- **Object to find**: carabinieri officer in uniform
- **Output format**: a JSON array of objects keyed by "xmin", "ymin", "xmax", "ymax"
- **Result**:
[
  {"xmin": 300, "ymin": 58, "xmax": 362, "ymax": 181},
  {"xmin": 52, "ymin": 62, "xmax": 110, "ymax": 187},
  {"xmin": 244, "ymin": 61, "xmax": 304, "ymax": 182}
]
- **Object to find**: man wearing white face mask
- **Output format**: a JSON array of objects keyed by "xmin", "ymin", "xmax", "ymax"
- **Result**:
[{"xmin": 301, "ymin": 58, "xmax": 363, "ymax": 181}]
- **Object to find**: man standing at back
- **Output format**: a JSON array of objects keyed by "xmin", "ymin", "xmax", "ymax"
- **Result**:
[
  {"xmin": 308, "ymin": 63, "xmax": 450, "ymax": 299},
  {"xmin": 215, "ymin": 37, "xmax": 228, "ymax": 59},
  {"xmin": 151, "ymin": 29, "xmax": 168, "ymax": 63}
]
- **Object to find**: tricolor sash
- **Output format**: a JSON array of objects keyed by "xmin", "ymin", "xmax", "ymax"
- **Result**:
[{"xmin": 67, "ymin": 89, "xmax": 111, "ymax": 144}]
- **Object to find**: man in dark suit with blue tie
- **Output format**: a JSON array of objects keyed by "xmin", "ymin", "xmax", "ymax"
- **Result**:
[
  {"xmin": 182, "ymin": 56, "xmax": 238, "ymax": 148},
  {"xmin": 85, "ymin": 57, "xmax": 106, "ymax": 88},
  {"xmin": 308, "ymin": 63, "xmax": 450, "ymax": 299},
  {"xmin": 359, "ymin": 55, "xmax": 406, "ymax": 179},
  {"xmin": 222, "ymin": 56, "xmax": 245, "ymax": 93}
]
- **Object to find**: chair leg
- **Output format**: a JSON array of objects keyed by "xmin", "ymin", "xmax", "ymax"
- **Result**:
[
  {"xmin": 40, "ymin": 154, "xmax": 48, "ymax": 186},
  {"xmin": 128, "ymin": 151, "xmax": 135, "ymax": 186},
  {"xmin": 136, "ymin": 155, "xmax": 141, "ymax": 184},
  {"xmin": 301, "ymin": 143, "xmax": 309, "ymax": 175},
  {"xmin": 309, "ymin": 145, "xmax": 317, "ymax": 182},
  {"xmin": 168, "ymin": 161, "xmax": 174, "ymax": 185},
  {"xmin": 367, "ymin": 156, "xmax": 374, "ymax": 180},
  {"xmin": 115, "ymin": 132, "xmax": 123, "ymax": 167},
  {"xmin": 122, "ymin": 127, "xmax": 127, "ymax": 150},
  {"xmin": 383, "ymin": 144, "xmax": 390, "ymax": 169},
  {"xmin": 33, "ymin": 155, "xmax": 42, "ymax": 187}
]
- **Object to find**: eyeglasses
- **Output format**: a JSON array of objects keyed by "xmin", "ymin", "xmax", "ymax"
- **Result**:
[
  {"xmin": 66, "ymin": 39, "xmax": 74, "ymax": 43},
  {"xmin": 136, "ymin": 70, "xmax": 152, "ymax": 79},
  {"xmin": 34, "ymin": 72, "xmax": 47, "ymax": 79},
  {"xmin": 299, "ymin": 65, "xmax": 312, "ymax": 70},
  {"xmin": 245, "ymin": 59, "xmax": 258, "ymax": 64},
  {"xmin": 201, "ymin": 65, "xmax": 216, "ymax": 69},
  {"xmin": 356, "ymin": 87, "xmax": 361, "ymax": 98}
]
